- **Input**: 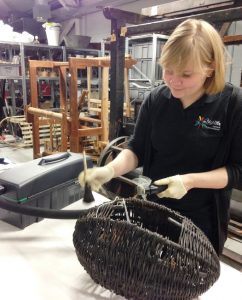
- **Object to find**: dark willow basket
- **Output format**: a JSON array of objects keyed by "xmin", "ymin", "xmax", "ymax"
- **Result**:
[{"xmin": 73, "ymin": 198, "xmax": 220, "ymax": 300}]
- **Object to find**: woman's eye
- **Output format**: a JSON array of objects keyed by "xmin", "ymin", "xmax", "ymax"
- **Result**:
[
  {"xmin": 182, "ymin": 74, "xmax": 191, "ymax": 78},
  {"xmin": 165, "ymin": 70, "xmax": 173, "ymax": 75}
]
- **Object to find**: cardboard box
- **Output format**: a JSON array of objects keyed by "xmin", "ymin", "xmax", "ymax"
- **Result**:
[{"xmin": 0, "ymin": 63, "xmax": 19, "ymax": 76}]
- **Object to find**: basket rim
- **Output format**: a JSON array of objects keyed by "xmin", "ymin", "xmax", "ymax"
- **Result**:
[{"xmin": 75, "ymin": 198, "xmax": 218, "ymax": 261}]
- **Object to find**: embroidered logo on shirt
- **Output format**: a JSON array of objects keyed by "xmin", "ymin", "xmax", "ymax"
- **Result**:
[{"xmin": 195, "ymin": 116, "xmax": 221, "ymax": 131}]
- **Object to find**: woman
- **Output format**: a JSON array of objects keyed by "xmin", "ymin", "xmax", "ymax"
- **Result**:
[{"xmin": 79, "ymin": 19, "xmax": 242, "ymax": 255}]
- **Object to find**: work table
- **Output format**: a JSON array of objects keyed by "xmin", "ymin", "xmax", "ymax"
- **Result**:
[{"xmin": 0, "ymin": 193, "xmax": 241, "ymax": 300}]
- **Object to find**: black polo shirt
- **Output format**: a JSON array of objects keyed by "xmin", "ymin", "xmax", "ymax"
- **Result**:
[
  {"xmin": 128, "ymin": 84, "xmax": 232, "ymax": 213},
  {"xmin": 128, "ymin": 82, "xmax": 242, "ymax": 253}
]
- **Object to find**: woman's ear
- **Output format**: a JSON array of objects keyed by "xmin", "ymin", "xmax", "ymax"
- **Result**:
[
  {"xmin": 206, "ymin": 70, "xmax": 214, "ymax": 77},
  {"xmin": 207, "ymin": 62, "xmax": 215, "ymax": 77}
]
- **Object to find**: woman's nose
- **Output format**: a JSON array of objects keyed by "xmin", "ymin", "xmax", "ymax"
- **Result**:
[{"xmin": 169, "ymin": 76, "xmax": 182, "ymax": 85}]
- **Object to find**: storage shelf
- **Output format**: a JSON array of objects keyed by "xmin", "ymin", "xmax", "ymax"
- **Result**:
[
  {"xmin": 0, "ymin": 76, "xmax": 22, "ymax": 80},
  {"xmin": 0, "ymin": 42, "xmax": 102, "ymax": 111}
]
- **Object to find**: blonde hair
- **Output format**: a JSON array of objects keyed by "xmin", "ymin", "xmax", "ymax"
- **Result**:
[{"xmin": 160, "ymin": 19, "xmax": 229, "ymax": 94}]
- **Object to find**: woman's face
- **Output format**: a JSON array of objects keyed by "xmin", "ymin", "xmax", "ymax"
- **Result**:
[{"xmin": 163, "ymin": 63, "xmax": 209, "ymax": 104}]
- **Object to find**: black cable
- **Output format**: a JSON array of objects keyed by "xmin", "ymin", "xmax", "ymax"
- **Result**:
[{"xmin": 0, "ymin": 197, "xmax": 95, "ymax": 219}]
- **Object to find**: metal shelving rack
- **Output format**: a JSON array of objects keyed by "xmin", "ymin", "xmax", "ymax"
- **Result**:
[
  {"xmin": 126, "ymin": 33, "xmax": 168, "ymax": 101},
  {"xmin": 127, "ymin": 33, "xmax": 168, "ymax": 85},
  {"xmin": 0, "ymin": 41, "xmax": 101, "ymax": 115}
]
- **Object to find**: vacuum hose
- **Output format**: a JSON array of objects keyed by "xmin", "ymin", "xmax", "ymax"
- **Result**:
[
  {"xmin": 0, "ymin": 197, "xmax": 94, "ymax": 219},
  {"xmin": 0, "ymin": 174, "xmax": 98, "ymax": 219}
]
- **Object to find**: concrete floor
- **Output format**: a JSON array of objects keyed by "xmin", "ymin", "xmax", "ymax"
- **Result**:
[
  {"xmin": 1, "ymin": 144, "xmax": 35, "ymax": 163},
  {"xmin": 0, "ymin": 135, "xmax": 36, "ymax": 164},
  {"xmin": 1, "ymin": 140, "xmax": 242, "ymax": 272}
]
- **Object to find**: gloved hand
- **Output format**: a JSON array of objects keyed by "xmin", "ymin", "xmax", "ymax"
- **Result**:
[
  {"xmin": 78, "ymin": 165, "xmax": 115, "ymax": 192},
  {"xmin": 154, "ymin": 175, "xmax": 187, "ymax": 199}
]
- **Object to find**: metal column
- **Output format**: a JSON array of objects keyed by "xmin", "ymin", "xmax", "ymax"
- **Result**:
[
  {"xmin": 20, "ymin": 43, "xmax": 27, "ymax": 106},
  {"xmin": 151, "ymin": 33, "xmax": 158, "ymax": 87},
  {"xmin": 109, "ymin": 18, "xmax": 126, "ymax": 141}
]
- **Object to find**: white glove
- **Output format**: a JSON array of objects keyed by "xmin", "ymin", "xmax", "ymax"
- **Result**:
[
  {"xmin": 78, "ymin": 165, "xmax": 115, "ymax": 192},
  {"xmin": 154, "ymin": 175, "xmax": 187, "ymax": 199}
]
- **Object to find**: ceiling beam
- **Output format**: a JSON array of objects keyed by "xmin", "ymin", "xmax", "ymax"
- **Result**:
[
  {"xmin": 51, "ymin": 0, "xmax": 140, "ymax": 21},
  {"xmin": 103, "ymin": 7, "xmax": 158, "ymax": 25},
  {"xmin": 141, "ymin": 0, "xmax": 235, "ymax": 17},
  {"xmin": 124, "ymin": 6, "xmax": 242, "ymax": 36},
  {"xmin": 219, "ymin": 22, "xmax": 232, "ymax": 36},
  {"xmin": 223, "ymin": 34, "xmax": 242, "ymax": 44}
]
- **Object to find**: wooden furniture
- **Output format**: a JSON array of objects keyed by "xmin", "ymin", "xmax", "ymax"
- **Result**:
[
  {"xmin": 26, "ymin": 60, "xmax": 68, "ymax": 158},
  {"xmin": 27, "ymin": 56, "xmax": 136, "ymax": 159},
  {"xmin": 9, "ymin": 115, "xmax": 61, "ymax": 147}
]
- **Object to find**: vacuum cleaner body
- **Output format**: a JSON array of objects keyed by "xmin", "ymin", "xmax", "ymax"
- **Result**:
[{"xmin": 0, "ymin": 152, "xmax": 92, "ymax": 228}]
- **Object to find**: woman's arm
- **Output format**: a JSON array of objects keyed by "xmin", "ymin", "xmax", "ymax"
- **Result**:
[
  {"xmin": 79, "ymin": 149, "xmax": 138, "ymax": 191},
  {"xmin": 182, "ymin": 167, "xmax": 228, "ymax": 191},
  {"xmin": 155, "ymin": 167, "xmax": 229, "ymax": 199},
  {"xmin": 108, "ymin": 149, "xmax": 139, "ymax": 177}
]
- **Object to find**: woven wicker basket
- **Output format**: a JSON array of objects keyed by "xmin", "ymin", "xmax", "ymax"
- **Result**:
[{"xmin": 73, "ymin": 198, "xmax": 220, "ymax": 300}]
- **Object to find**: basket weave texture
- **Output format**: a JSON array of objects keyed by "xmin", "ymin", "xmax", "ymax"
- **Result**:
[{"xmin": 73, "ymin": 198, "xmax": 220, "ymax": 300}]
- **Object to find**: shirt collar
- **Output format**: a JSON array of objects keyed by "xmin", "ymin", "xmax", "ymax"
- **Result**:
[
  {"xmin": 161, "ymin": 84, "xmax": 222, "ymax": 105},
  {"xmin": 161, "ymin": 85, "xmax": 172, "ymax": 99}
]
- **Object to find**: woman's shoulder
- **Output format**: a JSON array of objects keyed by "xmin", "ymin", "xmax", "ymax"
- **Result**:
[
  {"xmin": 150, "ymin": 83, "xmax": 171, "ymax": 98},
  {"xmin": 143, "ymin": 83, "xmax": 170, "ymax": 111},
  {"xmin": 225, "ymin": 82, "xmax": 242, "ymax": 99},
  {"xmin": 224, "ymin": 83, "xmax": 242, "ymax": 110},
  {"xmin": 146, "ymin": 84, "xmax": 171, "ymax": 106},
  {"xmin": 223, "ymin": 83, "xmax": 242, "ymax": 123},
  {"xmin": 210, "ymin": 83, "xmax": 242, "ymax": 108}
]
